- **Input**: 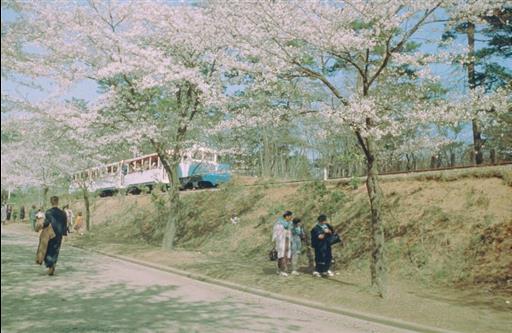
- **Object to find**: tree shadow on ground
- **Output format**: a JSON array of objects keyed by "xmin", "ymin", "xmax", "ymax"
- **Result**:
[
  {"xmin": 2, "ymin": 283, "xmax": 284, "ymax": 333},
  {"xmin": 1, "ymin": 234, "xmax": 297, "ymax": 333}
]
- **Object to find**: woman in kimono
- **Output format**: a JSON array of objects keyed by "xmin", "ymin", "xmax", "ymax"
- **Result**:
[
  {"xmin": 310, "ymin": 214, "xmax": 335, "ymax": 277},
  {"xmin": 41, "ymin": 196, "xmax": 67, "ymax": 276},
  {"xmin": 290, "ymin": 218, "xmax": 305, "ymax": 275},
  {"xmin": 272, "ymin": 211, "xmax": 293, "ymax": 276}
]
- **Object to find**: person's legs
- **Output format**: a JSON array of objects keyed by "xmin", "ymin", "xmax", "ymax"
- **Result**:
[
  {"xmin": 291, "ymin": 253, "xmax": 300, "ymax": 274},
  {"xmin": 315, "ymin": 247, "xmax": 329, "ymax": 274},
  {"xmin": 283, "ymin": 256, "xmax": 289, "ymax": 272},
  {"xmin": 277, "ymin": 257, "xmax": 288, "ymax": 276},
  {"xmin": 44, "ymin": 238, "xmax": 62, "ymax": 275},
  {"xmin": 313, "ymin": 247, "xmax": 323, "ymax": 276},
  {"xmin": 325, "ymin": 246, "xmax": 332, "ymax": 272},
  {"xmin": 277, "ymin": 257, "xmax": 284, "ymax": 272}
]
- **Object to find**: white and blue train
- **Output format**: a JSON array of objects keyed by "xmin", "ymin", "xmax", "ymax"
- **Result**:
[{"xmin": 70, "ymin": 146, "xmax": 231, "ymax": 196}]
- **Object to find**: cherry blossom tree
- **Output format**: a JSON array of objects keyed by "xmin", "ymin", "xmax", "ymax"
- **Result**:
[
  {"xmin": 214, "ymin": 0, "xmax": 509, "ymax": 296},
  {"xmin": 1, "ymin": 96, "xmax": 113, "ymax": 231},
  {"xmin": 1, "ymin": 113, "xmax": 70, "ymax": 207},
  {"xmin": 5, "ymin": 1, "xmax": 228, "ymax": 249}
]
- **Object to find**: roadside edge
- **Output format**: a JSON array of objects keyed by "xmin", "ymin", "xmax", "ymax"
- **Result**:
[{"xmin": 73, "ymin": 244, "xmax": 462, "ymax": 333}]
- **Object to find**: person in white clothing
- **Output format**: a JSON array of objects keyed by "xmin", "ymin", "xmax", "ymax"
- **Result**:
[
  {"xmin": 272, "ymin": 210, "xmax": 293, "ymax": 276},
  {"xmin": 63, "ymin": 205, "xmax": 74, "ymax": 233}
]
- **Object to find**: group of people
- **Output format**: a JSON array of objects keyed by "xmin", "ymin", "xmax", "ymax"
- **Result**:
[
  {"xmin": 1, "ymin": 203, "xmax": 84, "ymax": 235},
  {"xmin": 1, "ymin": 204, "xmax": 27, "ymax": 224},
  {"xmin": 62, "ymin": 205, "xmax": 85, "ymax": 235},
  {"xmin": 272, "ymin": 210, "xmax": 340, "ymax": 278},
  {"xmin": 1, "ymin": 204, "xmax": 43, "ymax": 226}
]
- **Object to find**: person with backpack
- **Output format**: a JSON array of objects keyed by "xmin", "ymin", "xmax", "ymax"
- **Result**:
[
  {"xmin": 311, "ymin": 214, "xmax": 336, "ymax": 277},
  {"xmin": 272, "ymin": 210, "xmax": 293, "ymax": 277}
]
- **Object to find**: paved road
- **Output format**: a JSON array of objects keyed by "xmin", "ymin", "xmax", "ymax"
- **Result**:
[{"xmin": 1, "ymin": 227, "xmax": 412, "ymax": 333}]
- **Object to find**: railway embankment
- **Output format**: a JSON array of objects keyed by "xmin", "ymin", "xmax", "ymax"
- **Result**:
[{"xmin": 69, "ymin": 165, "xmax": 512, "ymax": 333}]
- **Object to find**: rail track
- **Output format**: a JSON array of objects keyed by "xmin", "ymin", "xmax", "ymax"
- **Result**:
[{"xmin": 236, "ymin": 161, "xmax": 512, "ymax": 188}]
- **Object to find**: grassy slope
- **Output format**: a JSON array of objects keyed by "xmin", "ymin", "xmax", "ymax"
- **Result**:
[{"xmin": 70, "ymin": 166, "xmax": 512, "ymax": 332}]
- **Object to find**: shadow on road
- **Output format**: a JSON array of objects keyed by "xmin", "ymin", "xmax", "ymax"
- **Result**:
[{"xmin": 1, "ymin": 233, "xmax": 293, "ymax": 333}]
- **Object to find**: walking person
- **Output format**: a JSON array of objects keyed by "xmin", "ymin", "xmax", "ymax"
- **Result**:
[
  {"xmin": 63, "ymin": 205, "xmax": 74, "ymax": 233},
  {"xmin": 20, "ymin": 206, "xmax": 26, "ymax": 222},
  {"xmin": 38, "ymin": 196, "xmax": 67, "ymax": 276},
  {"xmin": 1, "ymin": 204, "xmax": 6, "ymax": 225},
  {"xmin": 12, "ymin": 207, "xmax": 18, "ymax": 223},
  {"xmin": 272, "ymin": 210, "xmax": 293, "ymax": 277},
  {"xmin": 35, "ymin": 208, "xmax": 45, "ymax": 228},
  {"xmin": 6, "ymin": 204, "xmax": 12, "ymax": 221},
  {"xmin": 29, "ymin": 205, "xmax": 38, "ymax": 231},
  {"xmin": 290, "ymin": 217, "xmax": 305, "ymax": 276},
  {"xmin": 311, "ymin": 214, "xmax": 335, "ymax": 277},
  {"xmin": 74, "ymin": 211, "xmax": 84, "ymax": 235}
]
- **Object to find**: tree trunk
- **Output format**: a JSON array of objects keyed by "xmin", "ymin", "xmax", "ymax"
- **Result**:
[
  {"xmin": 303, "ymin": 231, "xmax": 315, "ymax": 272},
  {"xmin": 82, "ymin": 187, "xmax": 91, "ymax": 231},
  {"xmin": 42, "ymin": 186, "xmax": 49, "ymax": 209},
  {"xmin": 450, "ymin": 150, "xmax": 456, "ymax": 167},
  {"xmin": 162, "ymin": 186, "xmax": 181, "ymax": 250},
  {"xmin": 467, "ymin": 22, "xmax": 484, "ymax": 165},
  {"xmin": 365, "ymin": 138, "xmax": 386, "ymax": 298},
  {"xmin": 490, "ymin": 148, "xmax": 496, "ymax": 164},
  {"xmin": 159, "ymin": 154, "xmax": 182, "ymax": 251}
]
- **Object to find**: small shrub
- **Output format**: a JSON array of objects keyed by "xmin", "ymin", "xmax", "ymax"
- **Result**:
[{"xmin": 349, "ymin": 176, "xmax": 361, "ymax": 190}]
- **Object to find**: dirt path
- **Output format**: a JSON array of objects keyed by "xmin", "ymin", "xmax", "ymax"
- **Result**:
[{"xmin": 1, "ymin": 226, "xmax": 412, "ymax": 333}]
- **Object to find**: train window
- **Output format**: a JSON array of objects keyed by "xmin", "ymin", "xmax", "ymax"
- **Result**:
[
  {"xmin": 204, "ymin": 152, "xmax": 214, "ymax": 162},
  {"xmin": 107, "ymin": 166, "xmax": 112, "ymax": 174},
  {"xmin": 193, "ymin": 151, "xmax": 202, "ymax": 160},
  {"xmin": 150, "ymin": 156, "xmax": 158, "ymax": 169},
  {"xmin": 113, "ymin": 165, "xmax": 118, "ymax": 173}
]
